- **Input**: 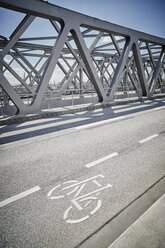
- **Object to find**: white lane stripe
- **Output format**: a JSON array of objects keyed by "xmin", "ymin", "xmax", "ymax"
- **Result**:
[
  {"xmin": 0, "ymin": 186, "xmax": 41, "ymax": 208},
  {"xmin": 85, "ymin": 152, "xmax": 118, "ymax": 168},
  {"xmin": 76, "ymin": 116, "xmax": 126, "ymax": 130},
  {"xmin": 139, "ymin": 134, "xmax": 159, "ymax": 144}
]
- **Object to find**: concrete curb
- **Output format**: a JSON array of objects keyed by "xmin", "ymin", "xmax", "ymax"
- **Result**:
[
  {"xmin": 76, "ymin": 176, "xmax": 165, "ymax": 248},
  {"xmin": 0, "ymin": 94, "xmax": 165, "ymax": 126},
  {"xmin": 108, "ymin": 193, "xmax": 165, "ymax": 248}
]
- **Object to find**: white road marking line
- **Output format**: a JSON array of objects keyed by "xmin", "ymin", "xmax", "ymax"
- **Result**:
[
  {"xmin": 63, "ymin": 206, "xmax": 73, "ymax": 220},
  {"xmin": 139, "ymin": 134, "xmax": 159, "ymax": 144},
  {"xmin": 0, "ymin": 186, "xmax": 41, "ymax": 208},
  {"xmin": 85, "ymin": 152, "xmax": 118, "ymax": 168},
  {"xmin": 76, "ymin": 116, "xmax": 126, "ymax": 130},
  {"xmin": 84, "ymin": 200, "xmax": 92, "ymax": 207},
  {"xmin": 62, "ymin": 175, "xmax": 104, "ymax": 190},
  {"xmin": 47, "ymin": 185, "xmax": 64, "ymax": 199},
  {"xmin": 93, "ymin": 180, "xmax": 102, "ymax": 187},
  {"xmin": 90, "ymin": 199, "xmax": 102, "ymax": 215},
  {"xmin": 73, "ymin": 184, "xmax": 113, "ymax": 202}
]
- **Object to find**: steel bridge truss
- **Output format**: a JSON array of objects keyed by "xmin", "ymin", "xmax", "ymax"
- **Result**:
[{"xmin": 0, "ymin": 0, "xmax": 165, "ymax": 115}]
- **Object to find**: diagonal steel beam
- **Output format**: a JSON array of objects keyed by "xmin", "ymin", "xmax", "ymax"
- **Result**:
[
  {"xmin": 110, "ymin": 35, "xmax": 142, "ymax": 96},
  {"xmin": 106, "ymin": 38, "xmax": 132, "ymax": 100},
  {"xmin": 31, "ymin": 24, "xmax": 71, "ymax": 108},
  {"xmin": 50, "ymin": 20, "xmax": 89, "ymax": 76},
  {"xmin": 132, "ymin": 42, "xmax": 148, "ymax": 96},
  {"xmin": 146, "ymin": 42, "xmax": 162, "ymax": 85},
  {"xmin": 146, "ymin": 43, "xmax": 156, "ymax": 68},
  {"xmin": 1, "ymin": 60, "xmax": 34, "ymax": 94},
  {"xmin": 0, "ymin": 0, "xmax": 164, "ymax": 115},
  {"xmin": 0, "ymin": 15, "xmax": 35, "ymax": 58},
  {"xmin": 148, "ymin": 47, "xmax": 165, "ymax": 96},
  {"xmin": 29, "ymin": 58, "xmax": 48, "ymax": 87},
  {"xmin": 13, "ymin": 47, "xmax": 38, "ymax": 75},
  {"xmin": 58, "ymin": 65, "xmax": 81, "ymax": 97},
  {"xmin": 52, "ymin": 21, "xmax": 104, "ymax": 97},
  {"xmin": 110, "ymin": 34, "xmax": 121, "ymax": 55},
  {"xmin": 92, "ymin": 58, "xmax": 110, "ymax": 86},
  {"xmin": 71, "ymin": 27, "xmax": 106, "ymax": 102},
  {"xmin": 8, "ymin": 51, "xmax": 37, "ymax": 85},
  {"xmin": 0, "ymin": 71, "xmax": 25, "ymax": 113}
]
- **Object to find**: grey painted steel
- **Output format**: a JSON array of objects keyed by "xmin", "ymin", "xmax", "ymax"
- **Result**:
[
  {"xmin": 148, "ymin": 48, "xmax": 165, "ymax": 96},
  {"xmin": 0, "ymin": 15, "xmax": 35, "ymax": 58},
  {"xmin": 0, "ymin": 0, "xmax": 165, "ymax": 115}
]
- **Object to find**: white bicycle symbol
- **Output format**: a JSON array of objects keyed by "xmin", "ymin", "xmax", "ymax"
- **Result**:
[{"xmin": 47, "ymin": 175, "xmax": 113, "ymax": 224}]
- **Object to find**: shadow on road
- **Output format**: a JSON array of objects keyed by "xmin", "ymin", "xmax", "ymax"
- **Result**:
[{"xmin": 0, "ymin": 99, "xmax": 165, "ymax": 145}]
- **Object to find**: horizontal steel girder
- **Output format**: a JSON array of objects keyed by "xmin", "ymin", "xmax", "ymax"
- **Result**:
[{"xmin": 0, "ymin": 0, "xmax": 165, "ymax": 115}]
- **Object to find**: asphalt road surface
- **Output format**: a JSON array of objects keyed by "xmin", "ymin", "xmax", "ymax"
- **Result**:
[{"xmin": 0, "ymin": 98, "xmax": 165, "ymax": 248}]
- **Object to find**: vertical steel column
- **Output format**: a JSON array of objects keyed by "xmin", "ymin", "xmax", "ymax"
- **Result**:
[{"xmin": 79, "ymin": 67, "xmax": 84, "ymax": 98}]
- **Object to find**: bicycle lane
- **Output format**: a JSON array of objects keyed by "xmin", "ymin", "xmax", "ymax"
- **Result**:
[
  {"xmin": 1, "ymin": 134, "xmax": 165, "ymax": 248},
  {"xmin": 0, "ymin": 170, "xmax": 116, "ymax": 248}
]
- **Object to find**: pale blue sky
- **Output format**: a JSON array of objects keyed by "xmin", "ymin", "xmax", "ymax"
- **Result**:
[
  {"xmin": 0, "ymin": 0, "xmax": 164, "ymax": 85},
  {"xmin": 52, "ymin": 0, "xmax": 165, "ymax": 37},
  {"xmin": 0, "ymin": 0, "xmax": 165, "ymax": 38}
]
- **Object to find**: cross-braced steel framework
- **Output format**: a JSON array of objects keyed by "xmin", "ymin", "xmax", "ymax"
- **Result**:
[{"xmin": 0, "ymin": 0, "xmax": 165, "ymax": 115}]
